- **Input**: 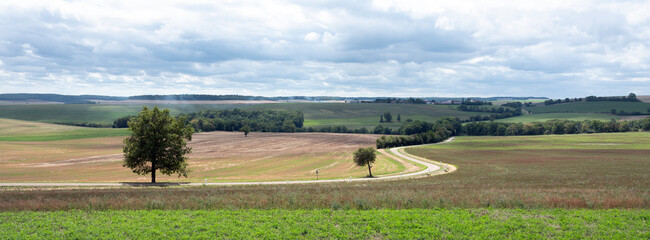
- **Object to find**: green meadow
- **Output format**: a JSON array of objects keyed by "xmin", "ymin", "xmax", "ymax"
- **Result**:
[
  {"xmin": 0, "ymin": 209, "xmax": 646, "ymax": 239},
  {"xmin": 527, "ymin": 101, "xmax": 650, "ymax": 114},
  {"xmin": 495, "ymin": 112, "xmax": 620, "ymax": 123},
  {"xmin": 0, "ymin": 103, "xmax": 485, "ymax": 130},
  {"xmin": 0, "ymin": 118, "xmax": 128, "ymax": 141},
  {"xmin": 244, "ymin": 103, "xmax": 485, "ymax": 129}
]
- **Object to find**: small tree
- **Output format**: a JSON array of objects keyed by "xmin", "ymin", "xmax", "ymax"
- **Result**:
[
  {"xmin": 384, "ymin": 111, "xmax": 392, "ymax": 122},
  {"xmin": 122, "ymin": 106, "xmax": 194, "ymax": 183},
  {"xmin": 628, "ymin": 93, "xmax": 637, "ymax": 101},
  {"xmin": 397, "ymin": 114, "xmax": 401, "ymax": 122},
  {"xmin": 353, "ymin": 147, "xmax": 377, "ymax": 177},
  {"xmin": 240, "ymin": 125, "xmax": 251, "ymax": 137}
]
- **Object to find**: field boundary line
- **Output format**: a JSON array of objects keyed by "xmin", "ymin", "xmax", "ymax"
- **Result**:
[{"xmin": 0, "ymin": 138, "xmax": 457, "ymax": 187}]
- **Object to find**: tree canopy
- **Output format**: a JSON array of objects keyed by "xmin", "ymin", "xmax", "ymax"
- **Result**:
[
  {"xmin": 122, "ymin": 106, "xmax": 194, "ymax": 183},
  {"xmin": 353, "ymin": 147, "xmax": 377, "ymax": 177}
]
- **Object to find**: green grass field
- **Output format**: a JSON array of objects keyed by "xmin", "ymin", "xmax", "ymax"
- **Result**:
[
  {"xmin": 0, "ymin": 118, "xmax": 128, "ymax": 141},
  {"xmin": 0, "ymin": 103, "xmax": 483, "ymax": 129},
  {"xmin": 1, "ymin": 209, "xmax": 646, "ymax": 239},
  {"xmin": 527, "ymin": 101, "xmax": 650, "ymax": 114},
  {"xmin": 495, "ymin": 112, "xmax": 620, "ymax": 123},
  {"xmin": 244, "ymin": 103, "xmax": 484, "ymax": 129}
]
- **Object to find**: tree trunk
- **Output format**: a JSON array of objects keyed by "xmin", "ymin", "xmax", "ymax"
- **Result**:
[
  {"xmin": 151, "ymin": 161, "xmax": 156, "ymax": 183},
  {"xmin": 367, "ymin": 163, "xmax": 373, "ymax": 178}
]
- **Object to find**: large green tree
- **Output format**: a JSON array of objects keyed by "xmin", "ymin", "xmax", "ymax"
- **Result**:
[
  {"xmin": 122, "ymin": 106, "xmax": 194, "ymax": 183},
  {"xmin": 353, "ymin": 147, "xmax": 377, "ymax": 177}
]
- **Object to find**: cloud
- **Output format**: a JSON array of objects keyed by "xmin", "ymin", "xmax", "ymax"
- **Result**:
[{"xmin": 0, "ymin": 0, "xmax": 649, "ymax": 97}]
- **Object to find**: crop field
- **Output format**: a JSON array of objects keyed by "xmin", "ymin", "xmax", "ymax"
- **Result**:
[
  {"xmin": 638, "ymin": 95, "xmax": 650, "ymax": 103},
  {"xmin": 243, "ymin": 103, "xmax": 484, "ymax": 129},
  {"xmin": 0, "ymin": 104, "xmax": 239, "ymax": 124},
  {"xmin": 0, "ymin": 118, "xmax": 129, "ymax": 141},
  {"xmin": 0, "ymin": 121, "xmax": 414, "ymax": 182},
  {"xmin": 0, "ymin": 102, "xmax": 487, "ymax": 130},
  {"xmin": 494, "ymin": 112, "xmax": 620, "ymax": 123},
  {"xmin": 2, "ymin": 132, "xmax": 648, "ymax": 238},
  {"xmin": 527, "ymin": 101, "xmax": 650, "ymax": 114},
  {"xmin": 2, "ymin": 132, "xmax": 647, "ymax": 211},
  {"xmin": 1, "ymin": 209, "xmax": 647, "ymax": 239}
]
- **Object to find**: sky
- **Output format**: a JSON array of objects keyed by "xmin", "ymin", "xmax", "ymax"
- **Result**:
[{"xmin": 0, "ymin": 0, "xmax": 649, "ymax": 98}]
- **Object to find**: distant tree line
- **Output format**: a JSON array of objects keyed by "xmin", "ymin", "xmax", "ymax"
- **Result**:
[
  {"xmin": 586, "ymin": 93, "xmax": 639, "ymax": 102},
  {"xmin": 459, "ymin": 99, "xmax": 492, "ymax": 106},
  {"xmin": 610, "ymin": 108, "xmax": 650, "ymax": 116},
  {"xmin": 376, "ymin": 117, "xmax": 650, "ymax": 148},
  {"xmin": 376, "ymin": 118, "xmax": 461, "ymax": 148},
  {"xmin": 462, "ymin": 119, "xmax": 650, "ymax": 136},
  {"xmin": 56, "ymin": 122, "xmax": 112, "ymax": 128},
  {"xmin": 458, "ymin": 105, "xmax": 523, "ymax": 121},
  {"xmin": 543, "ymin": 93, "xmax": 639, "ymax": 106},
  {"xmin": 501, "ymin": 102, "xmax": 524, "ymax": 108},
  {"xmin": 373, "ymin": 98, "xmax": 427, "ymax": 104},
  {"xmin": 544, "ymin": 98, "xmax": 583, "ymax": 105},
  {"xmin": 177, "ymin": 109, "xmax": 303, "ymax": 133}
]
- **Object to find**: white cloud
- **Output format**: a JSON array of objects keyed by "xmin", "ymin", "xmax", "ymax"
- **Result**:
[
  {"xmin": 304, "ymin": 32, "xmax": 320, "ymax": 42},
  {"xmin": 0, "ymin": 0, "xmax": 648, "ymax": 97}
]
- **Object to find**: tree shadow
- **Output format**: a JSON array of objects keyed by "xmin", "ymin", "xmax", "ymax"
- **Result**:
[{"xmin": 118, "ymin": 182, "xmax": 192, "ymax": 187}]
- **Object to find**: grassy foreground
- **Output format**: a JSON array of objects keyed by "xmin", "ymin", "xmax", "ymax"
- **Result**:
[{"xmin": 1, "ymin": 209, "xmax": 647, "ymax": 239}]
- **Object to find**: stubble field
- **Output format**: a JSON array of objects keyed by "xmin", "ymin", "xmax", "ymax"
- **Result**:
[{"xmin": 0, "ymin": 120, "xmax": 414, "ymax": 182}]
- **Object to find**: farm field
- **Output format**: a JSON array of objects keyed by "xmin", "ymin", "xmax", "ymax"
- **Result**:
[
  {"xmin": 0, "ymin": 104, "xmax": 240, "ymax": 124},
  {"xmin": 495, "ymin": 112, "xmax": 620, "ymax": 123},
  {"xmin": 637, "ymin": 95, "xmax": 650, "ymax": 103},
  {"xmin": 243, "ymin": 102, "xmax": 485, "ymax": 129},
  {"xmin": 2, "ymin": 132, "xmax": 647, "ymax": 211},
  {"xmin": 1, "ymin": 209, "xmax": 647, "ymax": 239},
  {"xmin": 0, "ymin": 118, "xmax": 129, "ymax": 141},
  {"xmin": 0, "ymin": 122, "xmax": 414, "ymax": 182},
  {"xmin": 0, "ymin": 102, "xmax": 486, "ymax": 130},
  {"xmin": 526, "ymin": 101, "xmax": 650, "ymax": 114}
]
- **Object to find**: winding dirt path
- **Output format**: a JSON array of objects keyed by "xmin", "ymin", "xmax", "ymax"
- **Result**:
[{"xmin": 0, "ymin": 138, "xmax": 457, "ymax": 187}]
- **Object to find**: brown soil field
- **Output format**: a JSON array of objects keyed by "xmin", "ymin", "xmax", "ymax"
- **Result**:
[
  {"xmin": 0, "ymin": 132, "xmax": 408, "ymax": 182},
  {"xmin": 637, "ymin": 95, "xmax": 650, "ymax": 103}
]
